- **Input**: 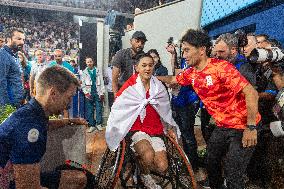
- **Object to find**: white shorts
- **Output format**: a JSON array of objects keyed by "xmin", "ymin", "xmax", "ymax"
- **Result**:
[{"xmin": 130, "ymin": 131, "xmax": 166, "ymax": 152}]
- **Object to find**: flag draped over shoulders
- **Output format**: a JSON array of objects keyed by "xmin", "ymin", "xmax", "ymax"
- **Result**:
[{"xmin": 105, "ymin": 74, "xmax": 180, "ymax": 151}]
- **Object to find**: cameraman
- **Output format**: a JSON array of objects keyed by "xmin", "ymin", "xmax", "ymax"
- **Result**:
[
  {"xmin": 256, "ymin": 34, "xmax": 270, "ymax": 49},
  {"xmin": 244, "ymin": 34, "xmax": 279, "ymax": 187}
]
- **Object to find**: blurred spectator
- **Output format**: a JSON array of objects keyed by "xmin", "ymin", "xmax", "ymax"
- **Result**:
[
  {"xmin": 18, "ymin": 51, "xmax": 31, "ymax": 102},
  {"xmin": 104, "ymin": 64, "xmax": 114, "ymax": 110},
  {"xmin": 49, "ymin": 49, "xmax": 74, "ymax": 73},
  {"xmin": 0, "ymin": 32, "xmax": 5, "ymax": 48},
  {"xmin": 0, "ymin": 14, "xmax": 80, "ymax": 61},
  {"xmin": 256, "ymin": 34, "xmax": 270, "ymax": 49},
  {"xmin": 81, "ymin": 57, "xmax": 105, "ymax": 133},
  {"xmin": 70, "ymin": 59, "xmax": 79, "ymax": 74},
  {"xmin": 147, "ymin": 49, "xmax": 168, "ymax": 76},
  {"xmin": 29, "ymin": 49, "xmax": 49, "ymax": 97},
  {"xmin": 0, "ymin": 27, "xmax": 24, "ymax": 107}
]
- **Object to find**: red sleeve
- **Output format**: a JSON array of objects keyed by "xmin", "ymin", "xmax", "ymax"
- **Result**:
[
  {"xmin": 218, "ymin": 61, "xmax": 249, "ymax": 94},
  {"xmin": 176, "ymin": 68, "xmax": 192, "ymax": 86}
]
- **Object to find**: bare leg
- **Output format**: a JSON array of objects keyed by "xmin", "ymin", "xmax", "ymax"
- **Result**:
[
  {"xmin": 154, "ymin": 151, "xmax": 168, "ymax": 173},
  {"xmin": 133, "ymin": 139, "xmax": 155, "ymax": 174}
]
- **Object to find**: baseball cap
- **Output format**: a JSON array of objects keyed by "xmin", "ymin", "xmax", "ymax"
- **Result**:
[{"xmin": 131, "ymin": 31, "xmax": 147, "ymax": 42}]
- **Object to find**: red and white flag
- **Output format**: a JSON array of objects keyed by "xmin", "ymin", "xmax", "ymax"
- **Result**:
[{"xmin": 106, "ymin": 74, "xmax": 180, "ymax": 151}]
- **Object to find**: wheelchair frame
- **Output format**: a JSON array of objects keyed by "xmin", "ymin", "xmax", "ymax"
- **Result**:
[{"xmin": 95, "ymin": 134, "xmax": 197, "ymax": 189}]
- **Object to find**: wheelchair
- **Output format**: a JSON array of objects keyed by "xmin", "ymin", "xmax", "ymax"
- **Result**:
[{"xmin": 95, "ymin": 134, "xmax": 197, "ymax": 189}]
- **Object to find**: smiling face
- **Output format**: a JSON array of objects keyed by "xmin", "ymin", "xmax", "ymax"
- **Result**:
[{"xmin": 135, "ymin": 56, "xmax": 154, "ymax": 82}]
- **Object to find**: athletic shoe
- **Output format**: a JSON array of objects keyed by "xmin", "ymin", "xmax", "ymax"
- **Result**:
[
  {"xmin": 141, "ymin": 174, "xmax": 162, "ymax": 189},
  {"xmin": 96, "ymin": 124, "xmax": 103, "ymax": 131},
  {"xmin": 87, "ymin": 126, "xmax": 97, "ymax": 133}
]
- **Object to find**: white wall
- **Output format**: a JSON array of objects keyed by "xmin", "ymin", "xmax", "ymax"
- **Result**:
[{"xmin": 122, "ymin": 0, "xmax": 202, "ymax": 73}]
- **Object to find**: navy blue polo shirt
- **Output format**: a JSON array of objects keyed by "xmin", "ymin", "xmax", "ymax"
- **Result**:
[{"xmin": 0, "ymin": 98, "xmax": 48, "ymax": 168}]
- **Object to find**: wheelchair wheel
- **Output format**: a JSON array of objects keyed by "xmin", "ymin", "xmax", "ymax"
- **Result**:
[
  {"xmin": 96, "ymin": 135, "xmax": 197, "ymax": 189},
  {"xmin": 164, "ymin": 134, "xmax": 197, "ymax": 189},
  {"xmin": 95, "ymin": 139, "xmax": 126, "ymax": 188}
]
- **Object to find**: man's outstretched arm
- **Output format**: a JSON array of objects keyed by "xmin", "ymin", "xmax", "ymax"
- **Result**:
[{"xmin": 156, "ymin": 75, "xmax": 177, "ymax": 85}]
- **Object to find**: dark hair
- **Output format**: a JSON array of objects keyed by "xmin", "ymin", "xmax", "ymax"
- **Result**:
[
  {"xmin": 37, "ymin": 66, "xmax": 80, "ymax": 95},
  {"xmin": 268, "ymin": 39, "xmax": 282, "ymax": 48},
  {"xmin": 147, "ymin": 49, "xmax": 162, "ymax": 64},
  {"xmin": 4, "ymin": 27, "xmax": 25, "ymax": 39},
  {"xmin": 18, "ymin": 51, "xmax": 27, "ymax": 67},
  {"xmin": 256, "ymin": 34, "xmax": 269, "ymax": 40},
  {"xmin": 181, "ymin": 29, "xmax": 212, "ymax": 56},
  {"xmin": 136, "ymin": 53, "xmax": 154, "ymax": 65},
  {"xmin": 85, "ymin": 56, "xmax": 94, "ymax": 61},
  {"xmin": 85, "ymin": 56, "xmax": 97, "ymax": 66}
]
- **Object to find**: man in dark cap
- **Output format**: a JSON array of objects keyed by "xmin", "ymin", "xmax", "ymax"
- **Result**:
[{"xmin": 112, "ymin": 31, "xmax": 147, "ymax": 96}]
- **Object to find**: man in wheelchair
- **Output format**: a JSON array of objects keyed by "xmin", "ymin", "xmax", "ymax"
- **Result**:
[{"xmin": 106, "ymin": 53, "xmax": 181, "ymax": 189}]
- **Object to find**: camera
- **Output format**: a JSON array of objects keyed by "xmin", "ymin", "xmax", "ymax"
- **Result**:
[
  {"xmin": 234, "ymin": 29, "xmax": 248, "ymax": 48},
  {"xmin": 167, "ymin": 37, "xmax": 174, "ymax": 45},
  {"xmin": 248, "ymin": 47, "xmax": 284, "ymax": 64},
  {"xmin": 167, "ymin": 37, "xmax": 179, "ymax": 47}
]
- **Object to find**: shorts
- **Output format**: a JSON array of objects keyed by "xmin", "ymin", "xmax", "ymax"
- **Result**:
[{"xmin": 130, "ymin": 131, "xmax": 166, "ymax": 152}]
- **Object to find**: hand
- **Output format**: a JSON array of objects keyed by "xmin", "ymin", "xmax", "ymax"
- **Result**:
[
  {"xmin": 167, "ymin": 128, "xmax": 177, "ymax": 141},
  {"xmin": 85, "ymin": 93, "xmax": 92, "ymax": 100},
  {"xmin": 242, "ymin": 128, "xmax": 257, "ymax": 148},
  {"xmin": 169, "ymin": 83, "xmax": 179, "ymax": 89},
  {"xmin": 100, "ymin": 95, "xmax": 104, "ymax": 102},
  {"xmin": 69, "ymin": 118, "xmax": 88, "ymax": 125},
  {"xmin": 165, "ymin": 44, "xmax": 177, "ymax": 55}
]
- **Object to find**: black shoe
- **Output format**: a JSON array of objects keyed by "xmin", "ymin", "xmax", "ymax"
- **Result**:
[{"xmin": 198, "ymin": 178, "xmax": 211, "ymax": 189}]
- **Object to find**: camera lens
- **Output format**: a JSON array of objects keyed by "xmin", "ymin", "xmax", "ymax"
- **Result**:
[{"xmin": 248, "ymin": 48, "xmax": 284, "ymax": 63}]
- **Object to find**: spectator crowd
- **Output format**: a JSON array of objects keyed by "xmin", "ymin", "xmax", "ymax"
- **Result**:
[{"xmin": 0, "ymin": 13, "xmax": 80, "ymax": 62}]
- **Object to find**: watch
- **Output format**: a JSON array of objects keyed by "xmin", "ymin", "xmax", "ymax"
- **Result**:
[{"xmin": 247, "ymin": 125, "xmax": 257, "ymax": 131}]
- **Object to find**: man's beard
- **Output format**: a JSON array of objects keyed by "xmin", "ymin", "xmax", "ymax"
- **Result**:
[
  {"xmin": 11, "ymin": 43, "xmax": 23, "ymax": 52},
  {"xmin": 132, "ymin": 47, "xmax": 143, "ymax": 54}
]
